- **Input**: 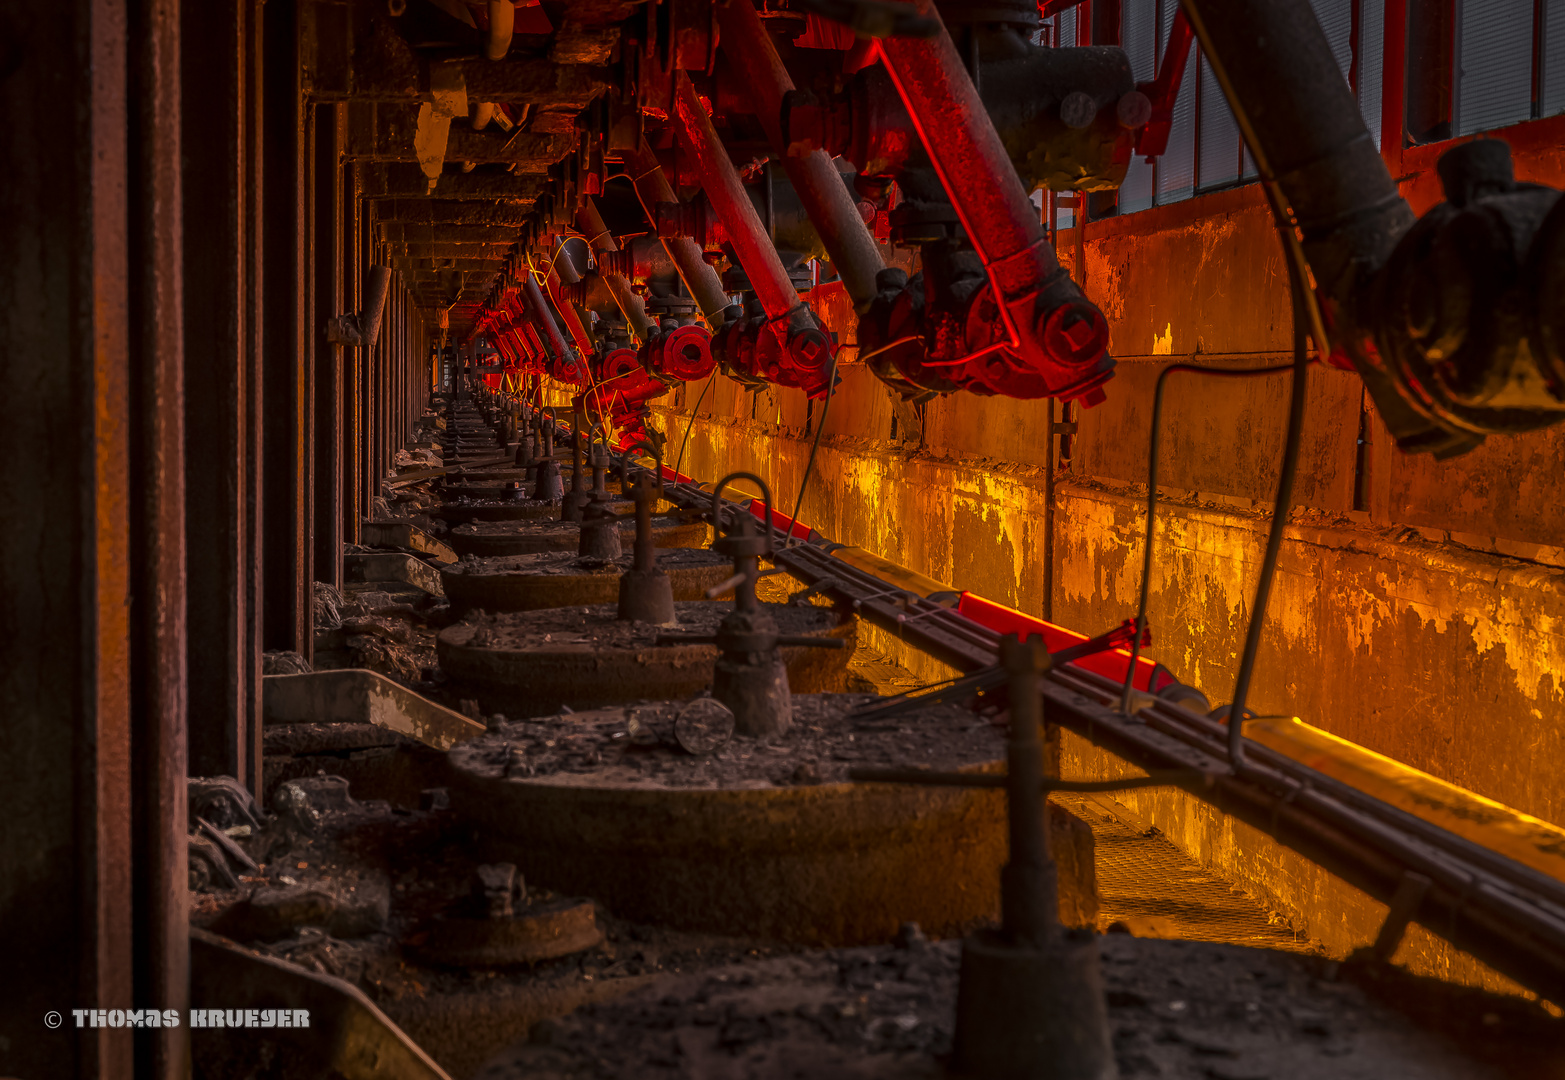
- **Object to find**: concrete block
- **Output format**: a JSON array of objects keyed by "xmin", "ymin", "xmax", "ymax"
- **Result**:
[
  {"xmin": 263, "ymin": 669, "xmax": 486, "ymax": 751},
  {"xmin": 344, "ymin": 551, "xmax": 444, "ymax": 596}
]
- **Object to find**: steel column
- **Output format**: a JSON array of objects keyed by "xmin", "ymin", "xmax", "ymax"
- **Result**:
[
  {"xmin": 343, "ymin": 164, "xmax": 362, "ymax": 544},
  {"xmin": 129, "ymin": 0, "xmax": 191, "ymax": 1074},
  {"xmin": 360, "ymin": 200, "xmax": 376, "ymax": 524},
  {"xmin": 182, "ymin": 0, "xmax": 263, "ymax": 798},
  {"xmin": 313, "ymin": 103, "xmax": 345, "ymax": 590},
  {"xmin": 0, "ymin": 2, "xmax": 137, "ymax": 1074},
  {"xmin": 261, "ymin": 0, "xmax": 313, "ymax": 656}
]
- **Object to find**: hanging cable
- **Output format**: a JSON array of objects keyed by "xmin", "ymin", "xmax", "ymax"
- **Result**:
[
  {"xmin": 672, "ymin": 370, "xmax": 718, "ymax": 480},
  {"xmin": 1119, "ymin": 359, "xmax": 1292, "ymax": 713},
  {"xmin": 785, "ymin": 355, "xmax": 840, "ymax": 546},
  {"xmin": 1224, "ymin": 267, "xmax": 1312, "ymax": 770}
]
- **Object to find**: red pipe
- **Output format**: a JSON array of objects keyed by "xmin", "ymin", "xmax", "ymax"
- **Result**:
[
  {"xmin": 521, "ymin": 269, "xmax": 572, "ymax": 361},
  {"xmin": 715, "ymin": 0, "xmax": 885, "ymax": 312},
  {"xmin": 745, "ymin": 501, "xmax": 816, "ymax": 541},
  {"xmin": 874, "ymin": 32, "xmax": 1046, "ymax": 306},
  {"xmin": 671, "ymin": 71, "xmax": 801, "ymax": 326},
  {"xmin": 955, "ymin": 593, "xmax": 1173, "ymax": 694},
  {"xmin": 578, "ymin": 197, "xmax": 657, "ymax": 343},
  {"xmin": 543, "ymin": 261, "xmax": 594, "ymax": 357},
  {"xmin": 874, "ymin": 8, "xmax": 1114, "ymax": 400},
  {"xmin": 622, "ymin": 141, "xmax": 733, "ymax": 328}
]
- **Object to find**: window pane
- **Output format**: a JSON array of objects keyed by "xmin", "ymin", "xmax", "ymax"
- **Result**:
[
  {"xmin": 1120, "ymin": 155, "xmax": 1155, "ymax": 213},
  {"xmin": 1122, "ymin": 0, "xmax": 1157, "ymax": 82},
  {"xmin": 1544, "ymin": 0, "xmax": 1565, "ymax": 117},
  {"xmin": 1359, "ymin": 0, "xmax": 1386, "ymax": 149},
  {"xmin": 1116, "ymin": 0, "xmax": 1158, "ymax": 213},
  {"xmin": 1309, "ymin": 0, "xmax": 1355, "ymax": 80},
  {"xmin": 1156, "ymin": 50, "xmax": 1197, "ymax": 203},
  {"xmin": 1456, "ymin": 0, "xmax": 1535, "ymax": 136},
  {"xmin": 1058, "ymin": 6, "xmax": 1076, "ymax": 50},
  {"xmin": 1197, "ymin": 53, "xmax": 1241, "ymax": 190}
]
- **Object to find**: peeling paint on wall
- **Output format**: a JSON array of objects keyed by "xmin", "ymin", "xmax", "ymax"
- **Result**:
[{"xmin": 1152, "ymin": 323, "xmax": 1172, "ymax": 355}]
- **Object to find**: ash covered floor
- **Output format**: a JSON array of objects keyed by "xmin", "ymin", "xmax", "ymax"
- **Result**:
[{"xmin": 472, "ymin": 933, "xmax": 1558, "ymax": 1079}]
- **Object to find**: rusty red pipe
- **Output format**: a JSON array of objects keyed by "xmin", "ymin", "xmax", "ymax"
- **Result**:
[
  {"xmin": 578, "ymin": 197, "xmax": 657, "ymax": 343},
  {"xmin": 623, "ymin": 141, "xmax": 733, "ymax": 328},
  {"xmin": 715, "ymin": 0, "xmax": 885, "ymax": 313},
  {"xmin": 875, "ymin": 30, "xmax": 1053, "ymax": 321},
  {"xmin": 874, "ymin": 5, "xmax": 1113, "ymax": 399},
  {"xmin": 671, "ymin": 71, "xmax": 801, "ymax": 326},
  {"xmin": 543, "ymin": 260, "xmax": 595, "ymax": 357},
  {"xmin": 521, "ymin": 269, "xmax": 572, "ymax": 362}
]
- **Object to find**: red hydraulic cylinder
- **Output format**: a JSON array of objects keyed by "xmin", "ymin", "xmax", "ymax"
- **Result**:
[
  {"xmin": 578, "ymin": 197, "xmax": 658, "ymax": 344},
  {"xmin": 875, "ymin": 7, "xmax": 1114, "ymax": 402},
  {"xmin": 542, "ymin": 240, "xmax": 596, "ymax": 356},
  {"xmin": 670, "ymin": 71, "xmax": 836, "ymax": 397},
  {"xmin": 715, "ymin": 0, "xmax": 884, "ymax": 312},
  {"xmin": 521, "ymin": 269, "xmax": 572, "ymax": 362},
  {"xmin": 622, "ymin": 141, "xmax": 733, "ymax": 329},
  {"xmin": 671, "ymin": 71, "xmax": 800, "ymax": 325}
]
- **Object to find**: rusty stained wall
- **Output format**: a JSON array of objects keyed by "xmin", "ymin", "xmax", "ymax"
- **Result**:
[{"xmin": 637, "ymin": 119, "xmax": 1565, "ymax": 841}]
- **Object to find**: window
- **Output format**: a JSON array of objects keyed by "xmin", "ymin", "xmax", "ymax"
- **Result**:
[
  {"xmin": 1547, "ymin": 3, "xmax": 1565, "ymax": 116},
  {"xmin": 1456, "ymin": 1, "xmax": 1538, "ymax": 135},
  {"xmin": 1412, "ymin": 1, "xmax": 1565, "ymax": 142},
  {"xmin": 1115, "ymin": 0, "xmax": 1382, "ymax": 216}
]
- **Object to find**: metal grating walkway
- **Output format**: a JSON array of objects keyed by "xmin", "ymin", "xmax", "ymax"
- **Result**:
[
  {"xmin": 772, "ymin": 595, "xmax": 1318, "ymax": 956},
  {"xmin": 1057, "ymin": 792, "xmax": 1320, "ymax": 953}
]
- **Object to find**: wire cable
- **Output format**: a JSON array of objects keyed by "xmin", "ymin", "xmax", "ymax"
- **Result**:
[
  {"xmin": 672, "ymin": 370, "xmax": 718, "ymax": 481},
  {"xmin": 1225, "ymin": 269, "xmax": 1312, "ymax": 770},
  {"xmin": 1119, "ymin": 359, "xmax": 1293, "ymax": 713},
  {"xmin": 785, "ymin": 354, "xmax": 840, "ymax": 546}
]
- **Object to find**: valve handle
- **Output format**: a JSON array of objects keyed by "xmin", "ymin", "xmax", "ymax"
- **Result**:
[{"xmin": 708, "ymin": 471, "xmax": 775, "ymax": 555}]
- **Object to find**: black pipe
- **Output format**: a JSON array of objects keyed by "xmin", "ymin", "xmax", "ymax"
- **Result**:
[{"xmin": 1180, "ymin": 0, "xmax": 1412, "ymax": 308}]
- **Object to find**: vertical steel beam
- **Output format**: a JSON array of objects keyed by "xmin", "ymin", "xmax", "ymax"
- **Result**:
[
  {"xmin": 0, "ymin": 2, "xmax": 136, "ymax": 1075},
  {"xmin": 261, "ymin": 0, "xmax": 313, "ymax": 656},
  {"xmin": 129, "ymin": 0, "xmax": 190, "ymax": 1075},
  {"xmin": 343, "ymin": 165, "xmax": 362, "ymax": 544},
  {"xmin": 360, "ymin": 199, "xmax": 376, "ymax": 525},
  {"xmin": 242, "ymin": 0, "xmax": 266, "ymax": 788},
  {"xmin": 182, "ymin": 0, "xmax": 262, "ymax": 799},
  {"xmin": 313, "ymin": 103, "xmax": 344, "ymax": 590}
]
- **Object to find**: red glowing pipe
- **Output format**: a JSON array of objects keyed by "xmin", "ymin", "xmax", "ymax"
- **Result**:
[
  {"xmin": 521, "ymin": 270, "xmax": 572, "ymax": 362},
  {"xmin": 715, "ymin": 0, "xmax": 885, "ymax": 312},
  {"xmin": 622, "ymin": 141, "xmax": 733, "ymax": 328},
  {"xmin": 954, "ymin": 593, "xmax": 1173, "ymax": 694},
  {"xmin": 746, "ymin": 501, "xmax": 816, "ymax": 541},
  {"xmin": 671, "ymin": 71, "xmax": 802, "ymax": 327},
  {"xmin": 544, "ymin": 263, "xmax": 595, "ymax": 357}
]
